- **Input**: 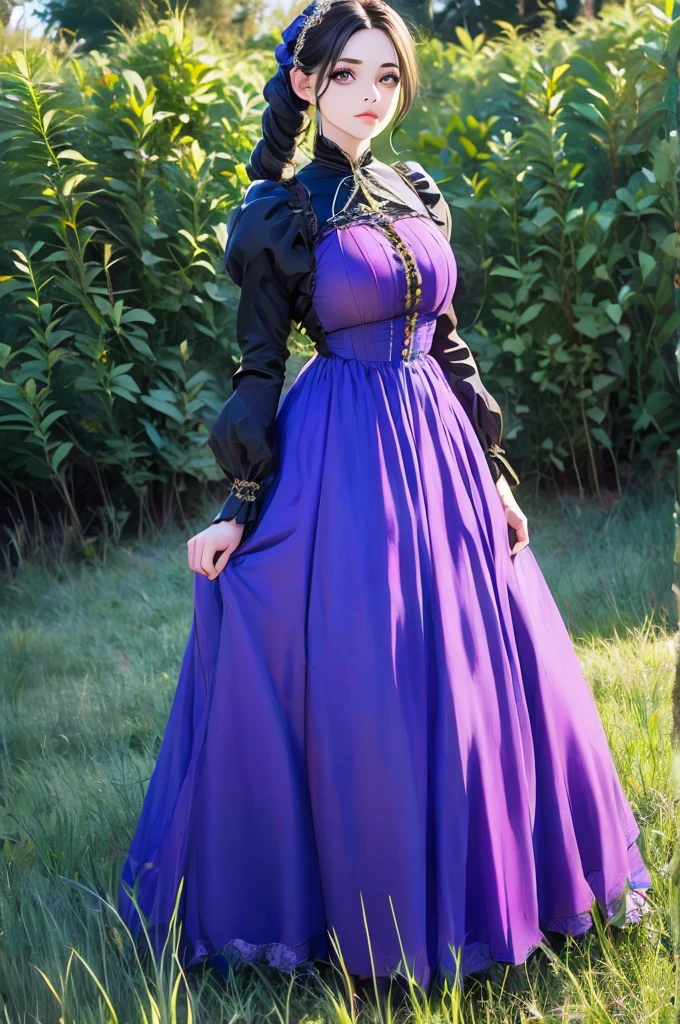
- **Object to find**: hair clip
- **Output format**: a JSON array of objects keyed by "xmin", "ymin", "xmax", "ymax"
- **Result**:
[
  {"xmin": 292, "ymin": 0, "xmax": 336, "ymax": 67},
  {"xmin": 275, "ymin": 0, "xmax": 336, "ymax": 69}
]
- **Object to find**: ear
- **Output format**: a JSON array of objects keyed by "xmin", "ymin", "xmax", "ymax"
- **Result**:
[{"xmin": 289, "ymin": 67, "xmax": 316, "ymax": 105}]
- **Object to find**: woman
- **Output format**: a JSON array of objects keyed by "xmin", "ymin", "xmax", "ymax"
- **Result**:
[{"xmin": 118, "ymin": 0, "xmax": 652, "ymax": 991}]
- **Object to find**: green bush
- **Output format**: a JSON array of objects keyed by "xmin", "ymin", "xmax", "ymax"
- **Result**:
[
  {"xmin": 0, "ymin": 15, "xmax": 266, "ymax": 545},
  {"xmin": 399, "ymin": 2, "xmax": 677, "ymax": 493},
  {"xmin": 0, "ymin": 2, "xmax": 676, "ymax": 554}
]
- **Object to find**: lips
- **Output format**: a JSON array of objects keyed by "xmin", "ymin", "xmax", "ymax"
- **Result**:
[{"xmin": 356, "ymin": 112, "xmax": 378, "ymax": 120}]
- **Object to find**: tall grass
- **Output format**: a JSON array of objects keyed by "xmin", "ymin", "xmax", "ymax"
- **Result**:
[{"xmin": 0, "ymin": 484, "xmax": 676, "ymax": 1021}]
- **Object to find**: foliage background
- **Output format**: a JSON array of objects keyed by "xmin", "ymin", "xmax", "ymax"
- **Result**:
[
  {"xmin": 0, "ymin": 5, "xmax": 677, "ymax": 1021},
  {"xmin": 0, "ymin": 0, "xmax": 676, "ymax": 552}
]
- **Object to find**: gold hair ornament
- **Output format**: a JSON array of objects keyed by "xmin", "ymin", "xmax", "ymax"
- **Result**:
[{"xmin": 292, "ymin": 0, "xmax": 337, "ymax": 67}]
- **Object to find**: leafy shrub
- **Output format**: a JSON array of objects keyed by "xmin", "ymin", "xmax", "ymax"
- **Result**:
[
  {"xmin": 0, "ymin": 2, "xmax": 676, "ymax": 557},
  {"xmin": 0, "ymin": 15, "xmax": 266, "ymax": 547},
  {"xmin": 399, "ymin": 2, "xmax": 677, "ymax": 493}
]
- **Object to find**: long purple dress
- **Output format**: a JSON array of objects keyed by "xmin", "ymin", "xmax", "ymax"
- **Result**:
[{"xmin": 118, "ymin": 135, "xmax": 652, "ymax": 989}]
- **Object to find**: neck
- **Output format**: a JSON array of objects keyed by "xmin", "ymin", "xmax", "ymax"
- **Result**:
[{"xmin": 312, "ymin": 127, "xmax": 374, "ymax": 172}]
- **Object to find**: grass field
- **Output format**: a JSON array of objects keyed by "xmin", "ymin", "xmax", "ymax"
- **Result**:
[{"xmin": 0, "ymin": 478, "xmax": 677, "ymax": 1022}]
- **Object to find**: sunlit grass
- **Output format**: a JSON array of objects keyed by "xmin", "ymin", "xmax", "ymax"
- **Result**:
[{"xmin": 0, "ymin": 482, "xmax": 677, "ymax": 1022}]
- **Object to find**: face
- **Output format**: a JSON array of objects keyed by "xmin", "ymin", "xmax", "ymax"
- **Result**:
[{"xmin": 290, "ymin": 26, "xmax": 401, "ymax": 148}]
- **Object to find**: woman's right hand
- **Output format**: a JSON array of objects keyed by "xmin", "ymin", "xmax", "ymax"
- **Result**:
[{"xmin": 187, "ymin": 520, "xmax": 245, "ymax": 579}]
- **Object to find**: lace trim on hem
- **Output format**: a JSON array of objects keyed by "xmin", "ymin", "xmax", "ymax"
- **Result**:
[
  {"xmin": 184, "ymin": 931, "xmax": 328, "ymax": 973},
  {"xmin": 545, "ymin": 881, "xmax": 652, "ymax": 935},
  {"xmin": 180, "ymin": 879, "xmax": 652, "ymax": 980}
]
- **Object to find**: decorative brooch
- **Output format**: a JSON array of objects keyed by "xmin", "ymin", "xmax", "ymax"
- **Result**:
[{"xmin": 231, "ymin": 478, "xmax": 261, "ymax": 502}]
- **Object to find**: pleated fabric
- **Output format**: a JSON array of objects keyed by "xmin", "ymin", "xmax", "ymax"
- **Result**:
[{"xmin": 119, "ymin": 348, "xmax": 651, "ymax": 987}]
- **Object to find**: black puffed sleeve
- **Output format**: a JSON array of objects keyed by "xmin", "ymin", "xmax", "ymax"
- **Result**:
[
  {"xmin": 395, "ymin": 161, "xmax": 520, "ymax": 487},
  {"xmin": 208, "ymin": 178, "xmax": 314, "ymax": 533}
]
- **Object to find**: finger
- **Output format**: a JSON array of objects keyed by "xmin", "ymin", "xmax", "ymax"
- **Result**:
[
  {"xmin": 213, "ymin": 548, "xmax": 232, "ymax": 575},
  {"xmin": 191, "ymin": 536, "xmax": 210, "ymax": 577},
  {"xmin": 505, "ymin": 508, "xmax": 522, "ymax": 530},
  {"xmin": 200, "ymin": 540, "xmax": 218, "ymax": 579},
  {"xmin": 511, "ymin": 536, "xmax": 530, "ymax": 555}
]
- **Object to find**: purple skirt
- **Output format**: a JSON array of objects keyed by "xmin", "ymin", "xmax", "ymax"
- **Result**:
[{"xmin": 118, "ymin": 349, "xmax": 652, "ymax": 987}]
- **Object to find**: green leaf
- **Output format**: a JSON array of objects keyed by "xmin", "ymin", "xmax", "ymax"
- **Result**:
[
  {"xmin": 140, "ymin": 395, "xmax": 185, "ymax": 424},
  {"xmin": 119, "ymin": 309, "xmax": 156, "ymax": 325},
  {"xmin": 62, "ymin": 174, "xmax": 87, "ymax": 196},
  {"xmin": 50, "ymin": 441, "xmax": 73, "ymax": 472},
  {"xmin": 12, "ymin": 51, "xmax": 30, "ymax": 76},
  {"xmin": 655, "ymin": 308, "xmax": 680, "ymax": 347},
  {"xmin": 517, "ymin": 303, "xmax": 544, "ymax": 326},
  {"xmin": 47, "ymin": 348, "xmax": 67, "ymax": 370},
  {"xmin": 111, "ymin": 299, "xmax": 125, "ymax": 325},
  {"xmin": 594, "ymin": 211, "xmax": 616, "ymax": 233},
  {"xmin": 459, "ymin": 136, "xmax": 477, "ymax": 158},
  {"xmin": 532, "ymin": 207, "xmax": 559, "ymax": 228},
  {"xmin": 0, "ymin": 414, "xmax": 33, "ymax": 426},
  {"xmin": 110, "ymin": 386, "xmax": 138, "ymax": 403},
  {"xmin": 111, "ymin": 374, "xmax": 141, "ymax": 393},
  {"xmin": 141, "ymin": 250, "xmax": 168, "ymax": 267},
  {"xmin": 645, "ymin": 391, "xmax": 674, "ymax": 415},
  {"xmin": 122, "ymin": 69, "xmax": 148, "ymax": 101},
  {"xmin": 489, "ymin": 266, "xmax": 523, "ymax": 279},
  {"xmin": 104, "ymin": 178, "xmax": 135, "ymax": 195},
  {"xmin": 126, "ymin": 335, "xmax": 155, "ymax": 359},
  {"xmin": 93, "ymin": 295, "xmax": 113, "ymax": 316},
  {"xmin": 638, "ymin": 251, "xmax": 656, "ymax": 281},
  {"xmin": 57, "ymin": 150, "xmax": 96, "ymax": 164},
  {"xmin": 614, "ymin": 188, "xmax": 637, "ymax": 211},
  {"xmin": 569, "ymin": 102, "xmax": 607, "ymax": 124},
  {"xmin": 590, "ymin": 427, "xmax": 613, "ymax": 450},
  {"xmin": 573, "ymin": 315, "xmax": 602, "ymax": 339},
  {"xmin": 668, "ymin": 16, "xmax": 680, "ymax": 59},
  {"xmin": 502, "ymin": 337, "xmax": 525, "ymax": 356},
  {"xmin": 576, "ymin": 244, "xmax": 597, "ymax": 271},
  {"xmin": 41, "ymin": 409, "xmax": 68, "ymax": 431},
  {"xmin": 591, "ymin": 373, "xmax": 617, "ymax": 392},
  {"xmin": 110, "ymin": 362, "xmax": 135, "ymax": 377},
  {"xmin": 660, "ymin": 233, "xmax": 680, "ymax": 259},
  {"xmin": 140, "ymin": 418, "xmax": 166, "ymax": 450},
  {"xmin": 632, "ymin": 412, "xmax": 652, "ymax": 432}
]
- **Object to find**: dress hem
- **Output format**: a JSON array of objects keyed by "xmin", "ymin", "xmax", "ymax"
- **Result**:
[{"xmin": 178, "ymin": 841, "xmax": 652, "ymax": 984}]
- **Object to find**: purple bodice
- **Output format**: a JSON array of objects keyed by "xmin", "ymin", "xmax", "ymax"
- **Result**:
[{"xmin": 311, "ymin": 213, "xmax": 457, "ymax": 364}]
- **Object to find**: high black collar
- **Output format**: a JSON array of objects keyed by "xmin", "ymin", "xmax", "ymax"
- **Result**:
[{"xmin": 311, "ymin": 130, "xmax": 375, "ymax": 173}]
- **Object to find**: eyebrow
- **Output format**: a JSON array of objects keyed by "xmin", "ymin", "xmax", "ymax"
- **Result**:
[{"xmin": 335, "ymin": 59, "xmax": 399, "ymax": 67}]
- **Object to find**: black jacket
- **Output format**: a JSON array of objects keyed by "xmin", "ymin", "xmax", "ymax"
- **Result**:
[{"xmin": 208, "ymin": 132, "xmax": 519, "ymax": 537}]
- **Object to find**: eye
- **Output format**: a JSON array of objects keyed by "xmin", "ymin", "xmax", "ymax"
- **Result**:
[
  {"xmin": 330, "ymin": 68, "xmax": 354, "ymax": 82},
  {"xmin": 329, "ymin": 68, "xmax": 401, "ymax": 86}
]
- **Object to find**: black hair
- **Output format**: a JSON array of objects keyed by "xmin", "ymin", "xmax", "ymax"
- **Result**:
[{"xmin": 246, "ymin": 0, "xmax": 419, "ymax": 182}]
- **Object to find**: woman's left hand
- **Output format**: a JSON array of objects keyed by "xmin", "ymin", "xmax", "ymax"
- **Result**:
[{"xmin": 494, "ymin": 475, "xmax": 530, "ymax": 555}]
